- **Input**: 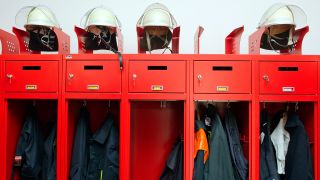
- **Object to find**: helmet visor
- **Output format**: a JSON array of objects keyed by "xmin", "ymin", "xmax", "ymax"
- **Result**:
[
  {"xmin": 80, "ymin": 7, "xmax": 122, "ymax": 29},
  {"xmin": 137, "ymin": 3, "xmax": 177, "ymax": 28},
  {"xmin": 15, "ymin": 5, "xmax": 60, "ymax": 28},
  {"xmin": 258, "ymin": 3, "xmax": 307, "ymax": 29}
]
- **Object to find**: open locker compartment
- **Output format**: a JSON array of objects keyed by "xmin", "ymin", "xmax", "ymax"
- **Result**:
[
  {"xmin": 193, "ymin": 101, "xmax": 250, "ymax": 178},
  {"xmin": 259, "ymin": 101, "xmax": 316, "ymax": 178},
  {"xmin": 66, "ymin": 99, "xmax": 120, "ymax": 178},
  {"xmin": 130, "ymin": 100, "xmax": 185, "ymax": 180},
  {"xmin": 4, "ymin": 99, "xmax": 57, "ymax": 180}
]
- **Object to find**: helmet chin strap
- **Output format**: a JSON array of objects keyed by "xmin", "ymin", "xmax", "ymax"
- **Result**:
[
  {"xmin": 267, "ymin": 26, "xmax": 295, "ymax": 53},
  {"xmin": 96, "ymin": 30, "xmax": 123, "ymax": 70},
  {"xmin": 146, "ymin": 30, "xmax": 172, "ymax": 54}
]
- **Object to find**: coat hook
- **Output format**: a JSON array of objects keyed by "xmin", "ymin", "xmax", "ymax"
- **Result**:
[
  {"xmin": 295, "ymin": 102, "xmax": 299, "ymax": 112},
  {"xmin": 286, "ymin": 102, "xmax": 290, "ymax": 112},
  {"xmin": 108, "ymin": 100, "xmax": 111, "ymax": 108},
  {"xmin": 226, "ymin": 101, "xmax": 230, "ymax": 109},
  {"xmin": 83, "ymin": 100, "xmax": 87, "ymax": 107}
]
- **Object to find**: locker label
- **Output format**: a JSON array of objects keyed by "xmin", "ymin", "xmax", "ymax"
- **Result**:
[
  {"xmin": 14, "ymin": 156, "xmax": 22, "ymax": 167},
  {"xmin": 25, "ymin": 85, "xmax": 37, "ymax": 90},
  {"xmin": 282, "ymin": 87, "xmax": 295, "ymax": 92},
  {"xmin": 151, "ymin": 85, "xmax": 164, "ymax": 91},
  {"xmin": 216, "ymin": 86, "xmax": 229, "ymax": 92},
  {"xmin": 87, "ymin": 85, "xmax": 100, "ymax": 90}
]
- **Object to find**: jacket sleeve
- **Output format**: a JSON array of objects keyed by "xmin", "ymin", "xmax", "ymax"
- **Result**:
[
  {"xmin": 70, "ymin": 108, "xmax": 89, "ymax": 180},
  {"xmin": 107, "ymin": 123, "xmax": 120, "ymax": 177},
  {"xmin": 20, "ymin": 113, "xmax": 43, "ymax": 178},
  {"xmin": 286, "ymin": 129, "xmax": 313, "ymax": 180}
]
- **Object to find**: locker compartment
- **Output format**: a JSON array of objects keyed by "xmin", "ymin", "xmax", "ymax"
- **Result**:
[
  {"xmin": 194, "ymin": 61, "xmax": 251, "ymax": 94},
  {"xmin": 5, "ymin": 100, "xmax": 57, "ymax": 180},
  {"xmin": 193, "ymin": 101, "xmax": 250, "ymax": 179},
  {"xmin": 66, "ymin": 100, "xmax": 120, "ymax": 179},
  {"xmin": 66, "ymin": 61, "xmax": 121, "ymax": 93},
  {"xmin": 130, "ymin": 101, "xmax": 184, "ymax": 179},
  {"xmin": 4, "ymin": 61, "xmax": 59, "ymax": 93},
  {"xmin": 129, "ymin": 61, "xmax": 186, "ymax": 93},
  {"xmin": 259, "ymin": 102, "xmax": 315, "ymax": 178},
  {"xmin": 259, "ymin": 62, "xmax": 317, "ymax": 95}
]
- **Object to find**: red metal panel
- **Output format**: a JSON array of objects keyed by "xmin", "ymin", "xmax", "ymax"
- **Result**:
[
  {"xmin": 260, "ymin": 61, "xmax": 317, "ymax": 95},
  {"xmin": 4, "ymin": 61, "xmax": 59, "ymax": 93},
  {"xmin": 66, "ymin": 61, "xmax": 121, "ymax": 93},
  {"xmin": 129, "ymin": 60, "xmax": 186, "ymax": 93},
  {"xmin": 194, "ymin": 61, "xmax": 251, "ymax": 94},
  {"xmin": 130, "ymin": 101, "xmax": 184, "ymax": 180}
]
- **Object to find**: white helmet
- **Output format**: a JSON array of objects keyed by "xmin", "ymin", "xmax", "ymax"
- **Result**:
[
  {"xmin": 81, "ymin": 7, "xmax": 121, "ymax": 29},
  {"xmin": 258, "ymin": 3, "xmax": 307, "ymax": 28},
  {"xmin": 15, "ymin": 6, "xmax": 60, "ymax": 28},
  {"xmin": 137, "ymin": 3, "xmax": 177, "ymax": 29}
]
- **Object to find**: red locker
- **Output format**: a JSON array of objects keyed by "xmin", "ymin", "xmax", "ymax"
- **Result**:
[
  {"xmin": 194, "ymin": 61, "xmax": 251, "ymax": 94},
  {"xmin": 61, "ymin": 54, "xmax": 123, "ymax": 180},
  {"xmin": 129, "ymin": 60, "xmax": 186, "ymax": 93},
  {"xmin": 259, "ymin": 61, "xmax": 317, "ymax": 95},
  {"xmin": 66, "ymin": 61, "xmax": 121, "ymax": 93},
  {"xmin": 1, "ymin": 54, "xmax": 63, "ymax": 180},
  {"xmin": 252, "ymin": 56, "xmax": 319, "ymax": 180},
  {"xmin": 190, "ymin": 55, "xmax": 252, "ymax": 180},
  {"xmin": 123, "ymin": 54, "xmax": 189, "ymax": 180},
  {"xmin": 5, "ymin": 61, "xmax": 59, "ymax": 93}
]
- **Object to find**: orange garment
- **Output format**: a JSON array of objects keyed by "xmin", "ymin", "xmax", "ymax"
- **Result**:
[{"xmin": 194, "ymin": 128, "xmax": 209, "ymax": 163}]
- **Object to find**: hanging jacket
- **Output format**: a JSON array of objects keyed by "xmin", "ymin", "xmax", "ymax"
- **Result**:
[
  {"xmin": 284, "ymin": 113, "xmax": 313, "ymax": 180},
  {"xmin": 193, "ymin": 120, "xmax": 209, "ymax": 180},
  {"xmin": 86, "ymin": 113, "xmax": 119, "ymax": 180},
  {"xmin": 260, "ymin": 109, "xmax": 280, "ymax": 180},
  {"xmin": 70, "ymin": 107, "xmax": 90, "ymax": 180},
  {"xmin": 12, "ymin": 107, "xmax": 44, "ymax": 180},
  {"xmin": 160, "ymin": 138, "xmax": 183, "ymax": 180},
  {"xmin": 41, "ymin": 124, "xmax": 57, "ymax": 180},
  {"xmin": 270, "ymin": 115, "xmax": 290, "ymax": 175},
  {"xmin": 204, "ymin": 104, "xmax": 237, "ymax": 180},
  {"xmin": 224, "ymin": 108, "xmax": 248, "ymax": 180}
]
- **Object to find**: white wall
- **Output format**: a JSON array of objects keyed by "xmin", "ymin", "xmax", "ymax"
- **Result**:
[{"xmin": 0, "ymin": 0, "xmax": 319, "ymax": 54}]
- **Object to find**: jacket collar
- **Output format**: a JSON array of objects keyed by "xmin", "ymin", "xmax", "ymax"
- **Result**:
[
  {"xmin": 91, "ymin": 113, "xmax": 114, "ymax": 144},
  {"xmin": 285, "ymin": 113, "xmax": 304, "ymax": 130}
]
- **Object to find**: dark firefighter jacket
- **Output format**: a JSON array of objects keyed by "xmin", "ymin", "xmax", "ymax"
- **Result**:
[
  {"xmin": 70, "ymin": 107, "xmax": 90, "ymax": 180},
  {"xmin": 41, "ymin": 124, "xmax": 56, "ymax": 180},
  {"xmin": 260, "ymin": 109, "xmax": 280, "ymax": 180},
  {"xmin": 12, "ymin": 107, "xmax": 44, "ymax": 180},
  {"xmin": 70, "ymin": 107, "xmax": 119, "ymax": 180},
  {"xmin": 160, "ymin": 138, "xmax": 183, "ymax": 180},
  {"xmin": 204, "ymin": 104, "xmax": 238, "ymax": 180},
  {"xmin": 193, "ymin": 120, "xmax": 208, "ymax": 180},
  {"xmin": 86, "ymin": 113, "xmax": 119, "ymax": 180},
  {"xmin": 223, "ymin": 108, "xmax": 248, "ymax": 180},
  {"xmin": 284, "ymin": 113, "xmax": 314, "ymax": 180}
]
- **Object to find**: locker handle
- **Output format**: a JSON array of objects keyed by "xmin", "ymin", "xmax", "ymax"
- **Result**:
[
  {"xmin": 278, "ymin": 67, "xmax": 298, "ymax": 71},
  {"xmin": 147, "ymin": 66, "xmax": 167, "ymax": 70},
  {"xmin": 22, "ymin": 66, "xmax": 41, "ymax": 70},
  {"xmin": 84, "ymin": 65, "xmax": 103, "ymax": 70},
  {"xmin": 212, "ymin": 66, "xmax": 233, "ymax": 71}
]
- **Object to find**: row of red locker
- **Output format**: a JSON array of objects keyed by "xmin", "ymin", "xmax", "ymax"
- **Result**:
[{"xmin": 0, "ymin": 54, "xmax": 319, "ymax": 180}]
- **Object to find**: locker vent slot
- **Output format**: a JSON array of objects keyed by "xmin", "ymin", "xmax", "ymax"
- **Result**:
[
  {"xmin": 212, "ymin": 66, "xmax": 233, "ymax": 71},
  {"xmin": 278, "ymin": 67, "xmax": 298, "ymax": 71},
  {"xmin": 84, "ymin": 65, "xmax": 103, "ymax": 70},
  {"xmin": 22, "ymin": 66, "xmax": 41, "ymax": 70},
  {"xmin": 147, "ymin": 66, "xmax": 167, "ymax": 70}
]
